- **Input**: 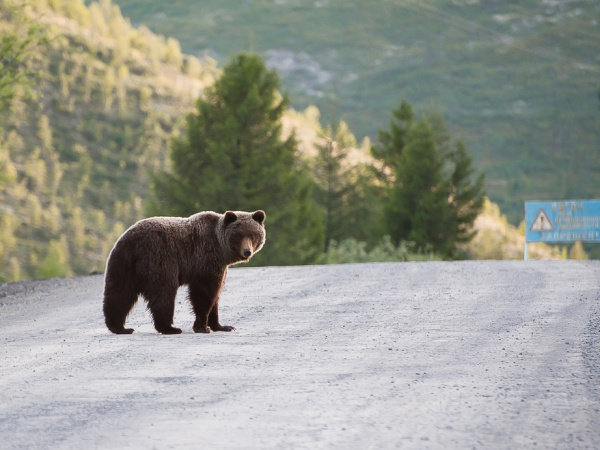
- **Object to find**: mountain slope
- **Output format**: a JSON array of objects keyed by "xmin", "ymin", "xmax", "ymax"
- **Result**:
[{"xmin": 0, "ymin": 0, "xmax": 217, "ymax": 280}]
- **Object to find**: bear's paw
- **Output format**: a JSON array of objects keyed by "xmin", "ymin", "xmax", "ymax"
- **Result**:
[{"xmin": 193, "ymin": 324, "xmax": 212, "ymax": 333}]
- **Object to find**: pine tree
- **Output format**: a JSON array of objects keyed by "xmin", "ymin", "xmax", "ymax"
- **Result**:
[
  {"xmin": 341, "ymin": 163, "xmax": 386, "ymax": 246},
  {"xmin": 371, "ymin": 99, "xmax": 414, "ymax": 173},
  {"xmin": 150, "ymin": 53, "xmax": 323, "ymax": 265},
  {"xmin": 313, "ymin": 121, "xmax": 355, "ymax": 251},
  {"xmin": 373, "ymin": 100, "xmax": 485, "ymax": 257},
  {"xmin": 447, "ymin": 140, "xmax": 485, "ymax": 246},
  {"xmin": 385, "ymin": 119, "xmax": 451, "ymax": 254},
  {"xmin": 312, "ymin": 120, "xmax": 383, "ymax": 249}
]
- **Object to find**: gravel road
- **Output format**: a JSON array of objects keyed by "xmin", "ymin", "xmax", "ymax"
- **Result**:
[{"xmin": 1, "ymin": 260, "xmax": 599, "ymax": 449}]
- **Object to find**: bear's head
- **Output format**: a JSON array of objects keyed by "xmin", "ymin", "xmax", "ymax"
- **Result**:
[{"xmin": 221, "ymin": 210, "xmax": 266, "ymax": 264}]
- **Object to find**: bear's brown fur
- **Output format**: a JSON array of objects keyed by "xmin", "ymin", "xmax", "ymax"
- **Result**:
[{"xmin": 103, "ymin": 210, "xmax": 266, "ymax": 334}]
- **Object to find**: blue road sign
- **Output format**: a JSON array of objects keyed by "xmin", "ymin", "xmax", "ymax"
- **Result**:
[{"xmin": 525, "ymin": 200, "xmax": 600, "ymax": 244}]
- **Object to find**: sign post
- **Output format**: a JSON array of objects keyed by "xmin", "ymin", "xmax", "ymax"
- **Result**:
[{"xmin": 524, "ymin": 200, "xmax": 600, "ymax": 260}]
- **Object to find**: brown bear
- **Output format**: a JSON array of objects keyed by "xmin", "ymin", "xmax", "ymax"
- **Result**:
[{"xmin": 102, "ymin": 210, "xmax": 266, "ymax": 334}]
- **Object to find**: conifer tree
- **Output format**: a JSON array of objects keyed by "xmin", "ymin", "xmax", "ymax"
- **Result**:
[
  {"xmin": 447, "ymin": 140, "xmax": 485, "ymax": 246},
  {"xmin": 313, "ymin": 121, "xmax": 355, "ymax": 251},
  {"xmin": 373, "ymin": 100, "xmax": 485, "ymax": 257},
  {"xmin": 312, "ymin": 120, "xmax": 383, "ymax": 249},
  {"xmin": 150, "ymin": 53, "xmax": 323, "ymax": 265},
  {"xmin": 385, "ymin": 119, "xmax": 452, "ymax": 254},
  {"xmin": 341, "ymin": 163, "xmax": 386, "ymax": 246},
  {"xmin": 371, "ymin": 99, "xmax": 414, "ymax": 174}
]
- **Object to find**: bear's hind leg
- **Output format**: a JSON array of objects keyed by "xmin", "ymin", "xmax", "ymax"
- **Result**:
[
  {"xmin": 144, "ymin": 285, "xmax": 182, "ymax": 335},
  {"xmin": 103, "ymin": 284, "xmax": 137, "ymax": 334}
]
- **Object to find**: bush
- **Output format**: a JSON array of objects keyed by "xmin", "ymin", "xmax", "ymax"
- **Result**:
[{"xmin": 317, "ymin": 236, "xmax": 439, "ymax": 264}]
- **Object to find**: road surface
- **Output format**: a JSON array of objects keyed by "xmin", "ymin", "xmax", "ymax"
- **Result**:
[{"xmin": 1, "ymin": 261, "xmax": 599, "ymax": 449}]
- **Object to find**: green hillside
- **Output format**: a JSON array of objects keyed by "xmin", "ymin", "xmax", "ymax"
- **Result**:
[
  {"xmin": 0, "ymin": 0, "xmax": 218, "ymax": 281},
  {"xmin": 108, "ymin": 0, "xmax": 600, "ymax": 224}
]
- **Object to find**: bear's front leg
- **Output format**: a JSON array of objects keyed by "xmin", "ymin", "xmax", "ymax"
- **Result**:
[
  {"xmin": 188, "ymin": 272, "xmax": 233, "ymax": 333},
  {"xmin": 208, "ymin": 303, "xmax": 236, "ymax": 332}
]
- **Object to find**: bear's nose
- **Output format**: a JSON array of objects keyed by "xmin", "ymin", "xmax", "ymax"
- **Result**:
[{"xmin": 243, "ymin": 248, "xmax": 252, "ymax": 257}]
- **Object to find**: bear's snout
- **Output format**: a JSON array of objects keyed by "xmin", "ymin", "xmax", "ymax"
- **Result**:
[{"xmin": 241, "ymin": 236, "xmax": 254, "ymax": 259}]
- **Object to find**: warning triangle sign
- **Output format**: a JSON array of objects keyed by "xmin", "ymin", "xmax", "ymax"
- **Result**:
[{"xmin": 530, "ymin": 209, "xmax": 554, "ymax": 231}]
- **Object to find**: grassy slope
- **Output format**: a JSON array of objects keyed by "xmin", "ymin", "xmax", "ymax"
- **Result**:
[
  {"xmin": 0, "ymin": 1, "xmax": 217, "ymax": 281},
  {"xmin": 109, "ymin": 0, "xmax": 600, "ymax": 224}
]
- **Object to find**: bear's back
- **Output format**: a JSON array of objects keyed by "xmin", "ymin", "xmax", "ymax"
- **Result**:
[{"xmin": 109, "ymin": 212, "xmax": 223, "ymax": 270}]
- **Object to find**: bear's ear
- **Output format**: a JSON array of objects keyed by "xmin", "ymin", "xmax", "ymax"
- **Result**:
[
  {"xmin": 252, "ymin": 210, "xmax": 265, "ymax": 225},
  {"xmin": 224, "ymin": 211, "xmax": 238, "ymax": 227}
]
